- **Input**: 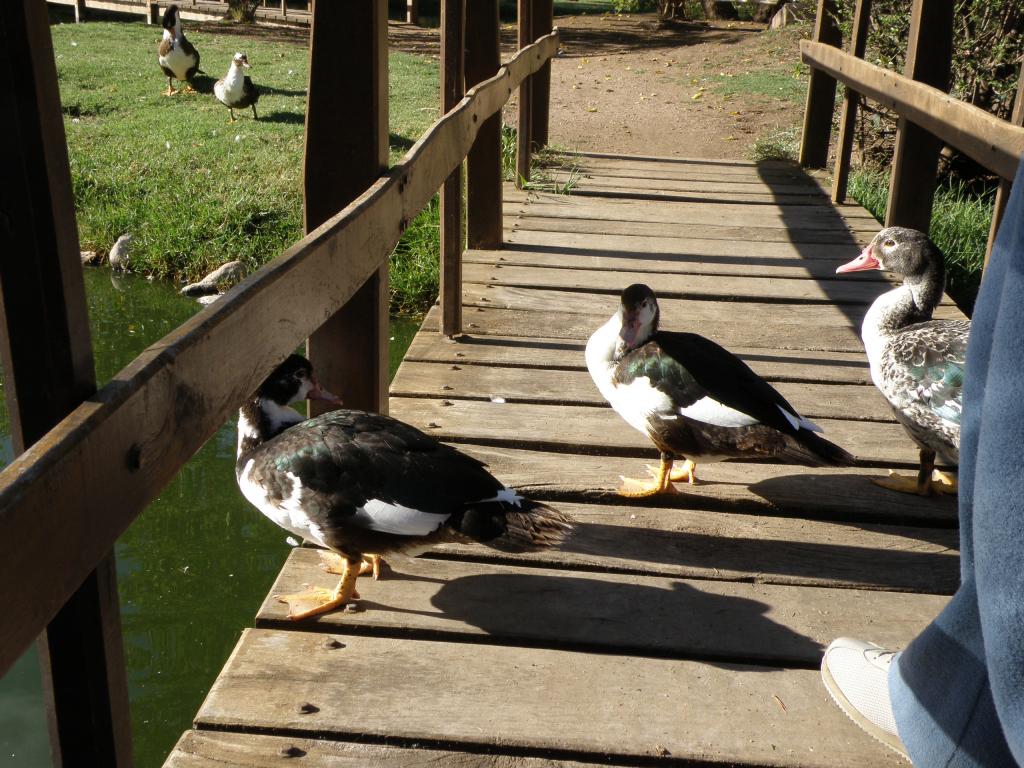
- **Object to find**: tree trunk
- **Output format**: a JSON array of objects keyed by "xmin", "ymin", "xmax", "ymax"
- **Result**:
[
  {"xmin": 753, "ymin": 0, "xmax": 786, "ymax": 23},
  {"xmin": 702, "ymin": 0, "xmax": 738, "ymax": 20}
]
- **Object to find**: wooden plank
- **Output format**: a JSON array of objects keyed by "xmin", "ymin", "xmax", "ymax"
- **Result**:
[
  {"xmin": 463, "ymin": 262, "xmax": 889, "ymax": 305},
  {"xmin": 388, "ymin": 397, "xmax": 927, "ymax": 467},
  {"xmin": 0, "ymin": 28, "xmax": 561, "ymax": 675},
  {"xmin": 832, "ymin": 0, "xmax": 871, "ymax": 204},
  {"xmin": 425, "ymin": 500, "xmax": 959, "ymax": 593},
  {"xmin": 800, "ymin": 41, "xmax": 1024, "ymax": 181},
  {"xmin": 194, "ymin": 628, "xmax": 907, "ymax": 767},
  {"xmin": 166, "ymin": 730, "xmax": 608, "ymax": 768},
  {"xmin": 500, "ymin": 230, "xmax": 881, "ymax": 263},
  {"xmin": 557, "ymin": 163, "xmax": 826, "ymax": 187},
  {"xmin": 391, "ymin": 361, "xmax": 894, "ymax": 422},
  {"xmin": 465, "ymin": 0, "xmax": 502, "ymax": 249},
  {"xmin": 257, "ymin": 547, "xmax": 948, "ymax": 666},
  {"xmin": 549, "ymin": 182, "xmax": 834, "ymax": 206},
  {"xmin": 461, "ymin": 285, "xmax": 965, "ymax": 327},
  {"xmin": 505, "ymin": 212, "xmax": 882, "ymax": 243},
  {"xmin": 440, "ymin": 0, "xmax": 465, "ymax": 336},
  {"xmin": 554, "ymin": 170, "xmax": 831, "ymax": 198},
  {"xmin": 404, "ymin": 322, "xmax": 874, "ymax": 384},
  {"xmin": 0, "ymin": 2, "xmax": 132, "ymax": 761},
  {"xmin": 475, "ymin": 245, "xmax": 887, "ymax": 281},
  {"xmin": 884, "ymin": 0, "xmax": 953, "ymax": 232},
  {"xmin": 429, "ymin": 306, "xmax": 867, "ymax": 351},
  {"xmin": 550, "ymin": 151, "xmax": 826, "ymax": 177},
  {"xmin": 799, "ymin": 0, "xmax": 841, "ymax": 168},
  {"xmin": 442, "ymin": 443, "xmax": 957, "ymax": 525}
]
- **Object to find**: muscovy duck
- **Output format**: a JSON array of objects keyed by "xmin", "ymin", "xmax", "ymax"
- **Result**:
[
  {"xmin": 236, "ymin": 355, "xmax": 573, "ymax": 620},
  {"xmin": 585, "ymin": 284, "xmax": 854, "ymax": 497},
  {"xmin": 214, "ymin": 53, "xmax": 259, "ymax": 123},
  {"xmin": 157, "ymin": 5, "xmax": 201, "ymax": 96},
  {"xmin": 836, "ymin": 226, "xmax": 966, "ymax": 495}
]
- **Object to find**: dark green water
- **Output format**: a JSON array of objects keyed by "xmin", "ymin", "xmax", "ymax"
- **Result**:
[{"xmin": 0, "ymin": 269, "xmax": 420, "ymax": 767}]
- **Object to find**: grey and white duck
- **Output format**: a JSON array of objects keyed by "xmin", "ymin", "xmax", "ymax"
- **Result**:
[
  {"xmin": 236, "ymin": 354, "xmax": 573, "ymax": 620},
  {"xmin": 214, "ymin": 53, "xmax": 259, "ymax": 122},
  {"xmin": 836, "ymin": 226, "xmax": 966, "ymax": 495},
  {"xmin": 157, "ymin": 4, "xmax": 201, "ymax": 96},
  {"xmin": 586, "ymin": 284, "xmax": 854, "ymax": 497}
]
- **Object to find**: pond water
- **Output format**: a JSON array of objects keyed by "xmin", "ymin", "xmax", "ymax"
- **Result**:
[{"xmin": 0, "ymin": 269, "xmax": 420, "ymax": 768}]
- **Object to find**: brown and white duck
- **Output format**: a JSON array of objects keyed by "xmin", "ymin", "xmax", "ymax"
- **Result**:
[
  {"xmin": 157, "ymin": 4, "xmax": 201, "ymax": 96},
  {"xmin": 836, "ymin": 227, "xmax": 966, "ymax": 495},
  {"xmin": 214, "ymin": 53, "xmax": 259, "ymax": 122},
  {"xmin": 586, "ymin": 284, "xmax": 854, "ymax": 497},
  {"xmin": 236, "ymin": 355, "xmax": 573, "ymax": 620}
]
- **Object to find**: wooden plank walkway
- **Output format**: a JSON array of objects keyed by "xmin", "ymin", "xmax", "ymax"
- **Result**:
[{"xmin": 166, "ymin": 152, "xmax": 963, "ymax": 767}]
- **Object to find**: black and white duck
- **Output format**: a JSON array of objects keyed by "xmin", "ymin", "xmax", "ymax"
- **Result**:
[
  {"xmin": 157, "ymin": 4, "xmax": 201, "ymax": 96},
  {"xmin": 236, "ymin": 354, "xmax": 573, "ymax": 620},
  {"xmin": 836, "ymin": 226, "xmax": 966, "ymax": 495},
  {"xmin": 214, "ymin": 53, "xmax": 259, "ymax": 122},
  {"xmin": 585, "ymin": 284, "xmax": 854, "ymax": 497}
]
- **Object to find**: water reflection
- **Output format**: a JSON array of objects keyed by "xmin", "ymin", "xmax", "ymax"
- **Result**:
[{"xmin": 0, "ymin": 268, "xmax": 420, "ymax": 767}]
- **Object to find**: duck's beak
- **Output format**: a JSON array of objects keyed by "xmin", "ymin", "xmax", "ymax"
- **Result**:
[
  {"xmin": 836, "ymin": 243, "xmax": 881, "ymax": 273},
  {"xmin": 308, "ymin": 377, "xmax": 343, "ymax": 406}
]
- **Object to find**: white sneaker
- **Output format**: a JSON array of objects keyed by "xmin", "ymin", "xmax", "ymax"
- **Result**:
[{"xmin": 821, "ymin": 637, "xmax": 910, "ymax": 760}]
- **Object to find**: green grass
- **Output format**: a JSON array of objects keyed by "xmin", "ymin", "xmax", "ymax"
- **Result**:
[
  {"xmin": 52, "ymin": 19, "xmax": 440, "ymax": 313},
  {"xmin": 849, "ymin": 170, "xmax": 993, "ymax": 314},
  {"xmin": 750, "ymin": 126, "xmax": 800, "ymax": 162},
  {"xmin": 712, "ymin": 69, "xmax": 807, "ymax": 104}
]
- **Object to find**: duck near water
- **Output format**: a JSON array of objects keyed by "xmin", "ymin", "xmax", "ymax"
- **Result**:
[
  {"xmin": 586, "ymin": 284, "xmax": 854, "ymax": 497},
  {"xmin": 214, "ymin": 53, "xmax": 259, "ymax": 122},
  {"xmin": 836, "ymin": 227, "xmax": 966, "ymax": 496},
  {"xmin": 236, "ymin": 355, "xmax": 573, "ymax": 620},
  {"xmin": 157, "ymin": 4, "xmax": 201, "ymax": 96}
]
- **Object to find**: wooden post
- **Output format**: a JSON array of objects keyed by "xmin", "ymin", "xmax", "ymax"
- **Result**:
[
  {"xmin": 530, "ymin": 0, "xmax": 553, "ymax": 149},
  {"xmin": 884, "ymin": 0, "xmax": 953, "ymax": 231},
  {"xmin": 147, "ymin": 2, "xmax": 159, "ymax": 24},
  {"xmin": 465, "ymin": 0, "xmax": 502, "ymax": 249},
  {"xmin": 74, "ymin": 0, "xmax": 86, "ymax": 23},
  {"xmin": 798, "ymin": 0, "xmax": 841, "ymax": 168},
  {"xmin": 304, "ymin": 0, "xmax": 389, "ymax": 415},
  {"xmin": 516, "ymin": 0, "xmax": 533, "ymax": 186},
  {"xmin": 407, "ymin": 0, "xmax": 419, "ymax": 25},
  {"xmin": 985, "ymin": 65, "xmax": 1024, "ymax": 269},
  {"xmin": 440, "ymin": 0, "xmax": 465, "ymax": 337},
  {"xmin": 831, "ymin": 0, "xmax": 870, "ymax": 204},
  {"xmin": 0, "ymin": 2, "xmax": 132, "ymax": 766},
  {"xmin": 281, "ymin": 0, "xmax": 286, "ymax": 19}
]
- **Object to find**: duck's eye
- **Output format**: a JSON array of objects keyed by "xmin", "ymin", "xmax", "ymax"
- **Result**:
[
  {"xmin": 293, "ymin": 370, "xmax": 307, "ymax": 381},
  {"xmin": 883, "ymin": 239, "xmax": 896, "ymax": 248}
]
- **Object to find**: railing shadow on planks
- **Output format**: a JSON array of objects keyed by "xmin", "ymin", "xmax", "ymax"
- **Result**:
[{"xmin": 0, "ymin": 0, "xmax": 556, "ymax": 764}]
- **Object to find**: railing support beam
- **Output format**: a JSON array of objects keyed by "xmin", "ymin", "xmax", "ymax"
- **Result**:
[
  {"xmin": 884, "ymin": 0, "xmax": 953, "ymax": 231},
  {"xmin": 465, "ymin": 0, "xmax": 502, "ymax": 249},
  {"xmin": 0, "ymin": 2, "xmax": 132, "ymax": 765},
  {"xmin": 530, "ymin": 0, "xmax": 553, "ymax": 149},
  {"xmin": 516, "ymin": 0, "xmax": 534, "ymax": 186},
  {"xmin": 985, "ymin": 64, "xmax": 1024, "ymax": 270},
  {"xmin": 831, "ymin": 0, "xmax": 870, "ymax": 204},
  {"xmin": 798, "ymin": 0, "xmax": 841, "ymax": 168},
  {"xmin": 440, "ymin": 0, "xmax": 465, "ymax": 337},
  {"xmin": 304, "ymin": 0, "xmax": 389, "ymax": 415}
]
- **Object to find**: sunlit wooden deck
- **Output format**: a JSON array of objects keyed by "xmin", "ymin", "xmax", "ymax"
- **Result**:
[{"xmin": 166, "ymin": 152, "xmax": 963, "ymax": 767}]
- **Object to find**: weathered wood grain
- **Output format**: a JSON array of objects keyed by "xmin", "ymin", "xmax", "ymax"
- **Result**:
[
  {"xmin": 556, "ymin": 171, "xmax": 832, "ymax": 199},
  {"xmin": 165, "ymin": 730, "xmax": 606, "ymax": 768},
  {"xmin": 464, "ymin": 262, "xmax": 889, "ymax": 305},
  {"xmin": 443, "ymin": 443, "xmax": 957, "ymax": 525},
  {"xmin": 404, "ymin": 320, "xmax": 875, "ymax": 383},
  {"xmin": 391, "ymin": 361, "xmax": 894, "ymax": 422},
  {"xmin": 474, "ymin": 245, "xmax": 888, "ymax": 281},
  {"xmin": 388, "ymin": 397, "xmax": 926, "ymax": 467},
  {"xmin": 194, "ymin": 629, "xmax": 907, "ymax": 768},
  {"xmin": 256, "ymin": 547, "xmax": 947, "ymax": 665}
]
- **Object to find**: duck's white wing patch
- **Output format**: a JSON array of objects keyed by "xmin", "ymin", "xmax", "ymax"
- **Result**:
[
  {"xmin": 775, "ymin": 404, "xmax": 822, "ymax": 433},
  {"xmin": 607, "ymin": 376, "xmax": 676, "ymax": 435},
  {"xmin": 353, "ymin": 499, "xmax": 451, "ymax": 536},
  {"xmin": 678, "ymin": 396, "xmax": 760, "ymax": 428}
]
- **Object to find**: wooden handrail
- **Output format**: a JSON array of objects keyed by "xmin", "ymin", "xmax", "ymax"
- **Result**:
[
  {"xmin": 801, "ymin": 40, "xmax": 1024, "ymax": 181},
  {"xmin": 0, "ymin": 28, "xmax": 559, "ymax": 677}
]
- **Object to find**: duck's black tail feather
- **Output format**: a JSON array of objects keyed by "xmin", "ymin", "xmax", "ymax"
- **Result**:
[
  {"xmin": 787, "ymin": 430, "xmax": 856, "ymax": 467},
  {"xmin": 459, "ymin": 496, "xmax": 574, "ymax": 551}
]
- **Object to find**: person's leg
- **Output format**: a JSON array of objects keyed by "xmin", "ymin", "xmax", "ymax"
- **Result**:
[{"xmin": 887, "ymin": 161, "xmax": 1024, "ymax": 766}]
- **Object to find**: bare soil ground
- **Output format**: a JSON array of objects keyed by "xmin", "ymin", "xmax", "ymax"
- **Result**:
[{"xmin": 205, "ymin": 12, "xmax": 810, "ymax": 161}]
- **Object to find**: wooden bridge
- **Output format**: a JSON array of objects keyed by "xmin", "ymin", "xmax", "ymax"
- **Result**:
[{"xmin": 3, "ymin": 0, "xmax": 1023, "ymax": 766}]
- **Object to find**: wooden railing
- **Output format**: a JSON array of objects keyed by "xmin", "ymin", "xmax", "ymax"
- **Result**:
[
  {"xmin": 0, "ymin": 0, "xmax": 557, "ymax": 764},
  {"xmin": 47, "ymin": 0, "xmax": 312, "ymax": 25},
  {"xmin": 799, "ymin": 0, "xmax": 1024, "ymax": 260}
]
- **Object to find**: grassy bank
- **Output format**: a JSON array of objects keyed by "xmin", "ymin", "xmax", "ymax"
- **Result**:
[{"xmin": 53, "ymin": 20, "xmax": 440, "ymax": 313}]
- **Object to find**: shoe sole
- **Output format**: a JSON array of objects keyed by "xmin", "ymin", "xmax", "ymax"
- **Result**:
[{"xmin": 821, "ymin": 659, "xmax": 911, "ymax": 763}]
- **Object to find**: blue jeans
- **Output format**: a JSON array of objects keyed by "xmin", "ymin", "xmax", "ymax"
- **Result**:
[{"xmin": 889, "ymin": 158, "xmax": 1024, "ymax": 767}]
